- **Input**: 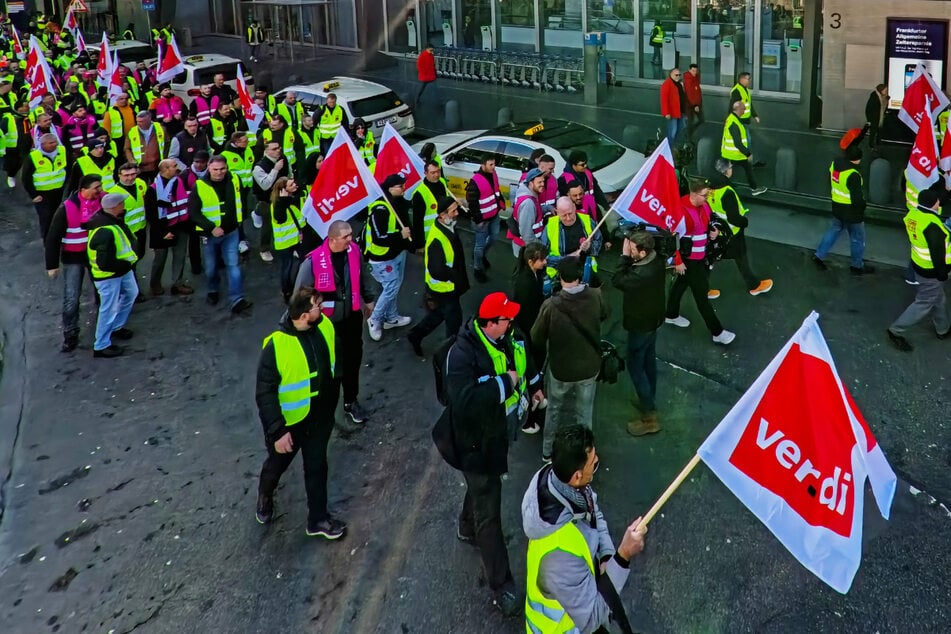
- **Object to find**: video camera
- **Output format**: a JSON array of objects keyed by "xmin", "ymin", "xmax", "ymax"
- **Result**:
[{"xmin": 620, "ymin": 222, "xmax": 678, "ymax": 261}]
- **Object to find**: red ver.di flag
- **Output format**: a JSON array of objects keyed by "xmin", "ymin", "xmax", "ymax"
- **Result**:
[
  {"xmin": 697, "ymin": 311, "xmax": 896, "ymax": 593},
  {"xmin": 302, "ymin": 128, "xmax": 384, "ymax": 238},
  {"xmin": 610, "ymin": 138, "xmax": 685, "ymax": 236},
  {"xmin": 899, "ymin": 64, "xmax": 950, "ymax": 133},
  {"xmin": 235, "ymin": 64, "xmax": 264, "ymax": 134},
  {"xmin": 96, "ymin": 33, "xmax": 111, "ymax": 85},
  {"xmin": 155, "ymin": 34, "xmax": 186, "ymax": 84},
  {"xmin": 374, "ymin": 122, "xmax": 426, "ymax": 195},
  {"xmin": 905, "ymin": 98, "xmax": 940, "ymax": 197}
]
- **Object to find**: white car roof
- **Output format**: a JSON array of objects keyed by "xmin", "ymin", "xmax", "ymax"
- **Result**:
[
  {"xmin": 111, "ymin": 40, "xmax": 152, "ymax": 50},
  {"xmin": 179, "ymin": 54, "xmax": 244, "ymax": 70},
  {"xmin": 278, "ymin": 77, "xmax": 395, "ymax": 101}
]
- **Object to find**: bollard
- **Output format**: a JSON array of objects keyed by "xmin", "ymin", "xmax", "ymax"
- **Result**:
[
  {"xmin": 622, "ymin": 125, "xmax": 641, "ymax": 150},
  {"xmin": 497, "ymin": 107, "xmax": 513, "ymax": 127},
  {"xmin": 445, "ymin": 100, "xmax": 461, "ymax": 131},
  {"xmin": 774, "ymin": 147, "xmax": 797, "ymax": 190},
  {"xmin": 696, "ymin": 136, "xmax": 718, "ymax": 174},
  {"xmin": 868, "ymin": 158, "xmax": 893, "ymax": 206}
]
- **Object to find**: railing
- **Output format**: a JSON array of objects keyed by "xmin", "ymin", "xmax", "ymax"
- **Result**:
[{"xmin": 433, "ymin": 47, "xmax": 583, "ymax": 92}]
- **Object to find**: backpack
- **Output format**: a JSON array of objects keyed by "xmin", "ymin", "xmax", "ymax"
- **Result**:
[{"xmin": 432, "ymin": 334, "xmax": 457, "ymax": 406}]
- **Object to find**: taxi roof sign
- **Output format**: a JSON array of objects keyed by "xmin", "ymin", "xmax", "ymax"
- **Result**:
[
  {"xmin": 523, "ymin": 123, "xmax": 544, "ymax": 136},
  {"xmin": 323, "ymin": 81, "xmax": 341, "ymax": 92},
  {"xmin": 185, "ymin": 55, "xmax": 206, "ymax": 63}
]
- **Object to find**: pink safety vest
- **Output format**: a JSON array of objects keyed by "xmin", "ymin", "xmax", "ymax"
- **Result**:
[
  {"xmin": 62, "ymin": 193, "xmax": 103, "ymax": 252},
  {"xmin": 193, "ymin": 95, "xmax": 220, "ymax": 126},
  {"xmin": 153, "ymin": 97, "xmax": 184, "ymax": 122},
  {"xmin": 64, "ymin": 115, "xmax": 96, "ymax": 151},
  {"xmin": 682, "ymin": 198, "xmax": 711, "ymax": 261},
  {"xmin": 151, "ymin": 175, "xmax": 190, "ymax": 227},
  {"xmin": 310, "ymin": 242, "xmax": 362, "ymax": 318},
  {"xmin": 560, "ymin": 168, "xmax": 598, "ymax": 220},
  {"xmin": 507, "ymin": 194, "xmax": 544, "ymax": 247},
  {"xmin": 471, "ymin": 171, "xmax": 503, "ymax": 219},
  {"xmin": 519, "ymin": 171, "xmax": 559, "ymax": 207}
]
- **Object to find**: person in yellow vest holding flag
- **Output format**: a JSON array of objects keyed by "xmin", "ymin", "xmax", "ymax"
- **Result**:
[
  {"xmin": 522, "ymin": 425, "xmax": 646, "ymax": 633},
  {"xmin": 721, "ymin": 100, "xmax": 767, "ymax": 196},
  {"xmin": 887, "ymin": 190, "xmax": 950, "ymax": 352},
  {"xmin": 813, "ymin": 145, "xmax": 874, "ymax": 275},
  {"xmin": 542, "ymin": 196, "xmax": 603, "ymax": 288},
  {"xmin": 317, "ymin": 92, "xmax": 348, "ymax": 155},
  {"xmin": 85, "ymin": 192, "xmax": 140, "ymax": 358},
  {"xmin": 707, "ymin": 158, "xmax": 773, "ymax": 298}
]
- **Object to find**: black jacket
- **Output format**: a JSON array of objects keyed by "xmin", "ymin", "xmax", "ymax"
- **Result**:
[
  {"xmin": 612, "ymin": 252, "xmax": 667, "ymax": 333},
  {"xmin": 84, "ymin": 211, "xmax": 136, "ymax": 279},
  {"xmin": 512, "ymin": 264, "xmax": 546, "ymax": 338},
  {"xmin": 830, "ymin": 157, "xmax": 866, "ymax": 223},
  {"xmin": 255, "ymin": 315, "xmax": 339, "ymax": 443},
  {"xmin": 426, "ymin": 221, "xmax": 470, "ymax": 297},
  {"xmin": 188, "ymin": 174, "xmax": 241, "ymax": 234},
  {"xmin": 366, "ymin": 194, "xmax": 414, "ymax": 261},
  {"xmin": 709, "ymin": 172, "xmax": 748, "ymax": 232}
]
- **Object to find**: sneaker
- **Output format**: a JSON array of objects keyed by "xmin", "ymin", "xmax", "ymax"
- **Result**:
[
  {"xmin": 206, "ymin": 292, "xmax": 220, "ymax": 305},
  {"xmin": 408, "ymin": 333, "xmax": 424, "ymax": 358},
  {"xmin": 886, "ymin": 330, "xmax": 913, "ymax": 352},
  {"xmin": 231, "ymin": 298, "xmax": 254, "ymax": 314},
  {"xmin": 749, "ymin": 279, "xmax": 773, "ymax": 296},
  {"xmin": 493, "ymin": 589, "xmax": 520, "ymax": 617},
  {"xmin": 238, "ymin": 240, "xmax": 250, "ymax": 254},
  {"xmin": 627, "ymin": 414, "xmax": 660, "ymax": 437},
  {"xmin": 251, "ymin": 211, "xmax": 263, "ymax": 229},
  {"xmin": 712, "ymin": 330, "xmax": 736, "ymax": 345},
  {"xmin": 850, "ymin": 265, "xmax": 875, "ymax": 276},
  {"xmin": 473, "ymin": 269, "xmax": 488, "ymax": 283},
  {"xmin": 306, "ymin": 516, "xmax": 347, "ymax": 539},
  {"xmin": 60, "ymin": 336, "xmax": 79, "ymax": 353},
  {"xmin": 112, "ymin": 327, "xmax": 134, "ymax": 340},
  {"xmin": 937, "ymin": 330, "xmax": 950, "ymax": 340},
  {"xmin": 383, "ymin": 315, "xmax": 412, "ymax": 329},
  {"xmin": 171, "ymin": 283, "xmax": 194, "ymax": 295},
  {"xmin": 905, "ymin": 277, "xmax": 920, "ymax": 286},
  {"xmin": 93, "ymin": 344, "xmax": 123, "ymax": 358},
  {"xmin": 344, "ymin": 401, "xmax": 368, "ymax": 424},
  {"xmin": 456, "ymin": 526, "xmax": 475, "ymax": 544},
  {"xmin": 260, "ymin": 251, "xmax": 274, "ymax": 263},
  {"xmin": 255, "ymin": 493, "xmax": 273, "ymax": 524},
  {"xmin": 665, "ymin": 316, "xmax": 690, "ymax": 328},
  {"xmin": 6, "ymin": 177, "xmax": 14, "ymax": 188},
  {"xmin": 707, "ymin": 289, "xmax": 721, "ymax": 300},
  {"xmin": 367, "ymin": 320, "xmax": 382, "ymax": 341},
  {"xmin": 812, "ymin": 255, "xmax": 828, "ymax": 270},
  {"xmin": 751, "ymin": 186, "xmax": 768, "ymax": 196},
  {"xmin": 541, "ymin": 454, "xmax": 552, "ymax": 464},
  {"xmin": 521, "ymin": 422, "xmax": 541, "ymax": 434}
]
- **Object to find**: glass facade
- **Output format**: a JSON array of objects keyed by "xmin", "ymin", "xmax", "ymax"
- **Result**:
[{"xmin": 383, "ymin": 0, "xmax": 803, "ymax": 96}]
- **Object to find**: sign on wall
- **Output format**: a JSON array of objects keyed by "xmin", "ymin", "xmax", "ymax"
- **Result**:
[{"xmin": 884, "ymin": 18, "xmax": 948, "ymax": 110}]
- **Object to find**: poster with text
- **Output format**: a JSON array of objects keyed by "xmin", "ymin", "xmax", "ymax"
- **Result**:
[{"xmin": 885, "ymin": 18, "xmax": 948, "ymax": 110}]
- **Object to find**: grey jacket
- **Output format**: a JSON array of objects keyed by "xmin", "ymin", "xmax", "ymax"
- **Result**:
[
  {"xmin": 511, "ymin": 181, "xmax": 554, "ymax": 257},
  {"xmin": 522, "ymin": 466, "xmax": 630, "ymax": 634}
]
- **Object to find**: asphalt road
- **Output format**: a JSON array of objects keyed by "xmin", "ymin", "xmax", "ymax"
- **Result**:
[{"xmin": 0, "ymin": 170, "xmax": 950, "ymax": 634}]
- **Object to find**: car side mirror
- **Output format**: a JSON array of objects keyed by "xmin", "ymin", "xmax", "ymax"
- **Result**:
[{"xmin": 444, "ymin": 154, "xmax": 454, "ymax": 165}]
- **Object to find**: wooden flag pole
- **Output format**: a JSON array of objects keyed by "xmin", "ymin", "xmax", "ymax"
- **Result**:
[{"xmin": 640, "ymin": 454, "xmax": 701, "ymax": 528}]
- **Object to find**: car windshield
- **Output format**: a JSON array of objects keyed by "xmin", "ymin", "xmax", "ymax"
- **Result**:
[
  {"xmin": 535, "ymin": 124, "xmax": 625, "ymax": 171},
  {"xmin": 195, "ymin": 64, "xmax": 251, "ymax": 85},
  {"xmin": 115, "ymin": 45, "xmax": 154, "ymax": 63},
  {"xmin": 349, "ymin": 91, "xmax": 405, "ymax": 118}
]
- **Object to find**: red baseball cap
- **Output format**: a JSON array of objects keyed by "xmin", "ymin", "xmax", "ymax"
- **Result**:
[{"xmin": 478, "ymin": 292, "xmax": 520, "ymax": 320}]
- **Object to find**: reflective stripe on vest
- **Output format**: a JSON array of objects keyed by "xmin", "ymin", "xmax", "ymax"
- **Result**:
[
  {"xmin": 276, "ymin": 102, "xmax": 304, "ymax": 128},
  {"xmin": 193, "ymin": 175, "xmax": 244, "ymax": 231},
  {"xmin": 904, "ymin": 207, "xmax": 951, "ymax": 269},
  {"xmin": 364, "ymin": 200, "xmax": 398, "ymax": 257},
  {"xmin": 2, "ymin": 113, "xmax": 17, "ymax": 149},
  {"xmin": 830, "ymin": 165, "xmax": 858, "ymax": 205},
  {"xmin": 298, "ymin": 128, "xmax": 319, "ymax": 157},
  {"xmin": 193, "ymin": 96, "xmax": 217, "ymax": 126},
  {"xmin": 508, "ymin": 194, "xmax": 543, "ymax": 247},
  {"xmin": 733, "ymin": 83, "xmax": 752, "ymax": 115},
  {"xmin": 107, "ymin": 107, "xmax": 124, "ymax": 139},
  {"xmin": 358, "ymin": 131, "xmax": 375, "ymax": 163},
  {"xmin": 682, "ymin": 204, "xmax": 709, "ymax": 260},
  {"xmin": 545, "ymin": 213, "xmax": 597, "ymax": 278},
  {"xmin": 721, "ymin": 113, "xmax": 747, "ymax": 161},
  {"xmin": 221, "ymin": 147, "xmax": 254, "ymax": 188},
  {"xmin": 525, "ymin": 520, "xmax": 594, "ymax": 634},
  {"xmin": 210, "ymin": 118, "xmax": 226, "ymax": 146},
  {"xmin": 110, "ymin": 180, "xmax": 148, "ymax": 233},
  {"xmin": 87, "ymin": 224, "xmax": 139, "ymax": 279},
  {"xmin": 318, "ymin": 105, "xmax": 344, "ymax": 138},
  {"xmin": 424, "ymin": 224, "xmax": 455, "ymax": 293},
  {"xmin": 472, "ymin": 171, "xmax": 501, "ymax": 218},
  {"xmin": 76, "ymin": 154, "xmax": 116, "ymax": 191},
  {"xmin": 416, "ymin": 178, "xmax": 448, "ymax": 237},
  {"xmin": 128, "ymin": 124, "xmax": 166, "ymax": 164},
  {"xmin": 650, "ymin": 26, "xmax": 665, "ymax": 45},
  {"xmin": 474, "ymin": 325, "xmax": 527, "ymax": 416},
  {"xmin": 30, "ymin": 147, "xmax": 68, "ymax": 190},
  {"xmin": 707, "ymin": 184, "xmax": 748, "ymax": 235},
  {"xmin": 62, "ymin": 197, "xmax": 92, "ymax": 251},
  {"xmin": 262, "ymin": 127, "xmax": 297, "ymax": 164},
  {"xmin": 272, "ymin": 203, "xmax": 303, "ymax": 251},
  {"xmin": 262, "ymin": 318, "xmax": 337, "ymax": 426},
  {"xmin": 151, "ymin": 176, "xmax": 189, "ymax": 225}
]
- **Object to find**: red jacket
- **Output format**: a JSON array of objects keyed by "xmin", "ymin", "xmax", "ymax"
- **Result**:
[
  {"xmin": 660, "ymin": 78, "xmax": 682, "ymax": 118},
  {"xmin": 683, "ymin": 70, "xmax": 702, "ymax": 107},
  {"xmin": 417, "ymin": 50, "xmax": 436, "ymax": 82}
]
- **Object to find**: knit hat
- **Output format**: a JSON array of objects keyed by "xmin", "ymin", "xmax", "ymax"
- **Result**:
[
  {"xmin": 86, "ymin": 138, "xmax": 106, "ymax": 150},
  {"xmin": 918, "ymin": 189, "xmax": 940, "ymax": 209},
  {"xmin": 381, "ymin": 173, "xmax": 406, "ymax": 189}
]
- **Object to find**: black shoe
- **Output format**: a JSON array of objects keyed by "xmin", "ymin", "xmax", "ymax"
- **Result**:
[
  {"xmin": 344, "ymin": 401, "xmax": 368, "ymax": 424},
  {"xmin": 482, "ymin": 257, "xmax": 491, "ymax": 271},
  {"xmin": 752, "ymin": 160, "xmax": 767, "ymax": 168},
  {"xmin": 812, "ymin": 255, "xmax": 828, "ymax": 270},
  {"xmin": 474, "ymin": 269, "xmax": 488, "ymax": 283},
  {"xmin": 493, "ymin": 589, "xmax": 520, "ymax": 617},
  {"xmin": 61, "ymin": 336, "xmax": 79, "ymax": 353},
  {"xmin": 256, "ymin": 493, "xmax": 273, "ymax": 524},
  {"xmin": 112, "ymin": 327, "xmax": 134, "ymax": 340},
  {"xmin": 887, "ymin": 330, "xmax": 913, "ymax": 352},
  {"xmin": 850, "ymin": 265, "xmax": 875, "ymax": 276},
  {"xmin": 306, "ymin": 516, "xmax": 347, "ymax": 539},
  {"xmin": 93, "ymin": 344, "xmax": 123, "ymax": 358},
  {"xmin": 938, "ymin": 330, "xmax": 950, "ymax": 340},
  {"xmin": 206, "ymin": 292, "xmax": 220, "ymax": 305},
  {"xmin": 231, "ymin": 298, "xmax": 254, "ymax": 314},
  {"xmin": 134, "ymin": 294, "xmax": 148, "ymax": 304},
  {"xmin": 408, "ymin": 333, "xmax": 424, "ymax": 358},
  {"xmin": 456, "ymin": 526, "xmax": 475, "ymax": 544}
]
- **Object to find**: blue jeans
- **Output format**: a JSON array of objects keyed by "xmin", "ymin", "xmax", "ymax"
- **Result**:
[
  {"xmin": 202, "ymin": 230, "xmax": 244, "ymax": 307},
  {"xmin": 666, "ymin": 117, "xmax": 685, "ymax": 146},
  {"xmin": 473, "ymin": 215, "xmax": 501, "ymax": 271},
  {"xmin": 62, "ymin": 262, "xmax": 88, "ymax": 337},
  {"xmin": 814, "ymin": 218, "xmax": 866, "ymax": 269},
  {"xmin": 368, "ymin": 251, "xmax": 406, "ymax": 324},
  {"xmin": 626, "ymin": 330, "xmax": 658, "ymax": 413},
  {"xmin": 93, "ymin": 270, "xmax": 138, "ymax": 350}
]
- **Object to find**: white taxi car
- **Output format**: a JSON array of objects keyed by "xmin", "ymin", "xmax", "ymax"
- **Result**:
[
  {"xmin": 88, "ymin": 39, "xmax": 155, "ymax": 71},
  {"xmin": 274, "ymin": 78, "xmax": 415, "ymax": 136},
  {"xmin": 150, "ymin": 54, "xmax": 253, "ymax": 106},
  {"xmin": 412, "ymin": 119, "xmax": 645, "ymax": 218}
]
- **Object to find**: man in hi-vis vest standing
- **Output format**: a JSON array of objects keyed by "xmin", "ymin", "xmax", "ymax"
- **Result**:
[{"xmin": 255, "ymin": 286, "xmax": 346, "ymax": 539}]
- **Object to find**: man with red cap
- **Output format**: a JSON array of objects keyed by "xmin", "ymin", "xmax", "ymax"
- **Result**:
[{"xmin": 437, "ymin": 289, "xmax": 545, "ymax": 616}]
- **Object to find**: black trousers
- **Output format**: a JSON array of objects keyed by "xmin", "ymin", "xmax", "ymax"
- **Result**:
[
  {"xmin": 732, "ymin": 158, "xmax": 758, "ymax": 189},
  {"xmin": 188, "ymin": 230, "xmax": 203, "ymax": 274},
  {"xmin": 334, "ymin": 312, "xmax": 364, "ymax": 404},
  {"xmin": 718, "ymin": 233, "xmax": 759, "ymax": 290},
  {"xmin": 459, "ymin": 471, "xmax": 514, "ymax": 592},
  {"xmin": 416, "ymin": 80, "xmax": 434, "ymax": 105},
  {"xmin": 410, "ymin": 293, "xmax": 463, "ymax": 343},
  {"xmin": 666, "ymin": 259, "xmax": 723, "ymax": 335},
  {"xmin": 34, "ymin": 190, "xmax": 64, "ymax": 241},
  {"xmin": 258, "ymin": 420, "xmax": 334, "ymax": 524}
]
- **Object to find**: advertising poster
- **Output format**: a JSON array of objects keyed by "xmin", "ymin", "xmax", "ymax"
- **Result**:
[{"xmin": 885, "ymin": 18, "xmax": 948, "ymax": 110}]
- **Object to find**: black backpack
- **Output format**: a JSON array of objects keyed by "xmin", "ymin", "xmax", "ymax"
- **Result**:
[{"xmin": 432, "ymin": 334, "xmax": 457, "ymax": 406}]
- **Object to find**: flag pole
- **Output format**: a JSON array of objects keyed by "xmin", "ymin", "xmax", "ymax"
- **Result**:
[{"xmin": 640, "ymin": 453, "xmax": 701, "ymax": 528}]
